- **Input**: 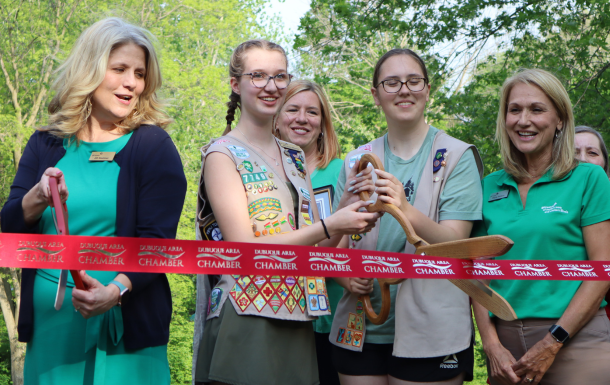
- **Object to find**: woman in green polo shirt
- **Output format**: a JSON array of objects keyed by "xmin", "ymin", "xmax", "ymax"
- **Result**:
[
  {"xmin": 473, "ymin": 69, "xmax": 610, "ymax": 385},
  {"xmin": 275, "ymin": 79, "xmax": 344, "ymax": 385}
]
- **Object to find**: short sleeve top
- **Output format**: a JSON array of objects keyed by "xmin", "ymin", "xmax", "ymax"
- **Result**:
[{"xmin": 473, "ymin": 163, "xmax": 610, "ymax": 319}]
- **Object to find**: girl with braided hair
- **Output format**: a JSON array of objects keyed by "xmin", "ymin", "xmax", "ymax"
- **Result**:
[{"xmin": 194, "ymin": 40, "xmax": 380, "ymax": 385}]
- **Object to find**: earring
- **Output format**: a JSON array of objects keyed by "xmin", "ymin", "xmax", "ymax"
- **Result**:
[
  {"xmin": 555, "ymin": 130, "xmax": 562, "ymax": 139},
  {"xmin": 85, "ymin": 97, "xmax": 92, "ymax": 117}
]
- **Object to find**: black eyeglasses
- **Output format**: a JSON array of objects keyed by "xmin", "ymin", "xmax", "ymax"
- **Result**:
[
  {"xmin": 241, "ymin": 72, "xmax": 293, "ymax": 89},
  {"xmin": 377, "ymin": 77, "xmax": 428, "ymax": 93}
]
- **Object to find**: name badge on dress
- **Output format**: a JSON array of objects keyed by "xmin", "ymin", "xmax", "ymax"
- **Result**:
[
  {"xmin": 89, "ymin": 152, "xmax": 116, "ymax": 162},
  {"xmin": 488, "ymin": 190, "xmax": 509, "ymax": 202}
]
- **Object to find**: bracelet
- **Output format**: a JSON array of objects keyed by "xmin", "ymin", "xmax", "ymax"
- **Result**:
[{"xmin": 320, "ymin": 218, "xmax": 331, "ymax": 239}]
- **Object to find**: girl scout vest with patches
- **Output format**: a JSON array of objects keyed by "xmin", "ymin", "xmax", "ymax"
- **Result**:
[
  {"xmin": 330, "ymin": 131, "xmax": 483, "ymax": 358},
  {"xmin": 196, "ymin": 135, "xmax": 331, "ymax": 321}
]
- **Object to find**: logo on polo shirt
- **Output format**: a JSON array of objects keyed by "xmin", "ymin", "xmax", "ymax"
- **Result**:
[
  {"xmin": 542, "ymin": 203, "xmax": 568, "ymax": 214},
  {"xmin": 440, "ymin": 354, "xmax": 459, "ymax": 369}
]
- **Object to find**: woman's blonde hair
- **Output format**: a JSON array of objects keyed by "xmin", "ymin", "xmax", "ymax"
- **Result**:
[
  {"xmin": 496, "ymin": 68, "xmax": 577, "ymax": 180},
  {"xmin": 275, "ymin": 80, "xmax": 341, "ymax": 169},
  {"xmin": 222, "ymin": 39, "xmax": 287, "ymax": 135},
  {"xmin": 46, "ymin": 17, "xmax": 170, "ymax": 138}
]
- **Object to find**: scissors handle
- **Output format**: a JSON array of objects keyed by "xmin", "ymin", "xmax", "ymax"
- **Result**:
[
  {"xmin": 355, "ymin": 153, "xmax": 516, "ymax": 324},
  {"xmin": 49, "ymin": 177, "xmax": 85, "ymax": 291}
]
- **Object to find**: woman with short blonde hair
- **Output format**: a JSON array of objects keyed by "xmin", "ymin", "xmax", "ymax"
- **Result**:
[
  {"xmin": 474, "ymin": 68, "xmax": 610, "ymax": 385},
  {"xmin": 1, "ymin": 17, "xmax": 186, "ymax": 384}
]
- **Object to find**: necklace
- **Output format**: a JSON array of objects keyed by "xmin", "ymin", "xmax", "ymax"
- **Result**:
[{"xmin": 235, "ymin": 126, "xmax": 280, "ymax": 166}]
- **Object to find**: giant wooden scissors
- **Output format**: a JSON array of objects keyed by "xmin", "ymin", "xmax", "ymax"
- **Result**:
[
  {"xmin": 357, "ymin": 154, "xmax": 517, "ymax": 324},
  {"xmin": 49, "ymin": 177, "xmax": 85, "ymax": 310}
]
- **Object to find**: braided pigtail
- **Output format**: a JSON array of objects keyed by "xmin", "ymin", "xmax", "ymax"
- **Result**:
[{"xmin": 223, "ymin": 91, "xmax": 241, "ymax": 135}]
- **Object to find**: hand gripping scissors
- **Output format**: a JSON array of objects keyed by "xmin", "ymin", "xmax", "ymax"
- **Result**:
[
  {"xmin": 356, "ymin": 153, "xmax": 517, "ymax": 324},
  {"xmin": 49, "ymin": 177, "xmax": 85, "ymax": 310}
]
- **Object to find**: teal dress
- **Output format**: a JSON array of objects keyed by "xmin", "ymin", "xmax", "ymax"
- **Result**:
[{"xmin": 24, "ymin": 134, "xmax": 170, "ymax": 385}]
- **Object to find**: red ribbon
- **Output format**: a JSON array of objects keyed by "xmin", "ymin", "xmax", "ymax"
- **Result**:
[{"xmin": 1, "ymin": 233, "xmax": 609, "ymax": 281}]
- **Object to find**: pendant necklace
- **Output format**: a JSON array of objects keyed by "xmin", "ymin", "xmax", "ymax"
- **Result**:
[{"xmin": 235, "ymin": 126, "xmax": 280, "ymax": 166}]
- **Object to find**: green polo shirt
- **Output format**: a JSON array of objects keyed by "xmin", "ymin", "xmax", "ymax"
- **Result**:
[{"xmin": 472, "ymin": 163, "xmax": 610, "ymax": 319}]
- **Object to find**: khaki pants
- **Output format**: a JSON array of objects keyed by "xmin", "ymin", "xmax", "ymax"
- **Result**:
[{"xmin": 490, "ymin": 309, "xmax": 610, "ymax": 385}]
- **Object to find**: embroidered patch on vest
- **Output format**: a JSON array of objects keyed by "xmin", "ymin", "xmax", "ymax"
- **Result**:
[
  {"xmin": 229, "ymin": 275, "xmax": 307, "ymax": 314},
  {"xmin": 349, "ymin": 154, "xmax": 364, "ymax": 169},
  {"xmin": 209, "ymin": 287, "xmax": 223, "ymax": 314},
  {"xmin": 248, "ymin": 198, "xmax": 282, "ymax": 218},
  {"xmin": 242, "ymin": 160, "xmax": 254, "ymax": 172},
  {"xmin": 279, "ymin": 141, "xmax": 301, "ymax": 151},
  {"xmin": 287, "ymin": 149, "xmax": 306, "ymax": 175},
  {"xmin": 227, "ymin": 145, "xmax": 250, "ymax": 159},
  {"xmin": 433, "ymin": 149, "xmax": 447, "ymax": 173},
  {"xmin": 203, "ymin": 220, "xmax": 223, "ymax": 241},
  {"xmin": 241, "ymin": 172, "xmax": 268, "ymax": 184}
]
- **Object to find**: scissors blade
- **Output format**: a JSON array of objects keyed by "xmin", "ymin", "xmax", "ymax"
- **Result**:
[
  {"xmin": 449, "ymin": 278, "xmax": 517, "ymax": 321},
  {"xmin": 415, "ymin": 235, "xmax": 513, "ymax": 260},
  {"xmin": 54, "ymin": 269, "xmax": 68, "ymax": 310}
]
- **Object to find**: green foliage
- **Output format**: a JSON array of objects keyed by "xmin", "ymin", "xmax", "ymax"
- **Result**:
[
  {"xmin": 167, "ymin": 274, "xmax": 197, "ymax": 385},
  {"xmin": 0, "ymin": 316, "xmax": 11, "ymax": 385}
]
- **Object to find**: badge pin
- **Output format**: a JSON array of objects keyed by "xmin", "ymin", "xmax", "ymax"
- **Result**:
[{"xmin": 237, "ymin": 164, "xmax": 244, "ymax": 171}]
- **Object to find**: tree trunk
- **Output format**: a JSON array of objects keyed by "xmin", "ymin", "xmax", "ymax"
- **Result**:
[{"xmin": 10, "ymin": 343, "xmax": 25, "ymax": 385}]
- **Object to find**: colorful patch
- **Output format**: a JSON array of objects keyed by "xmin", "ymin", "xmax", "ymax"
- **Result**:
[
  {"xmin": 301, "ymin": 200, "xmax": 310, "ymax": 213},
  {"xmin": 355, "ymin": 314, "xmax": 364, "ymax": 331},
  {"xmin": 337, "ymin": 328, "xmax": 346, "ymax": 343},
  {"xmin": 291, "ymin": 281, "xmax": 302, "ymax": 298},
  {"xmin": 269, "ymin": 294, "xmax": 282, "ymax": 313},
  {"xmin": 316, "ymin": 278, "xmax": 326, "ymax": 294},
  {"xmin": 308, "ymin": 294, "xmax": 320, "ymax": 311},
  {"xmin": 285, "ymin": 296, "xmax": 297, "ymax": 313},
  {"xmin": 237, "ymin": 276, "xmax": 251, "ymax": 289},
  {"xmin": 352, "ymin": 332, "xmax": 363, "ymax": 347},
  {"xmin": 280, "ymin": 216, "xmax": 287, "ymax": 224},
  {"xmin": 349, "ymin": 154, "xmax": 364, "ymax": 168},
  {"xmin": 285, "ymin": 276, "xmax": 296, "ymax": 287},
  {"xmin": 302, "ymin": 213, "xmax": 313, "ymax": 225},
  {"xmin": 278, "ymin": 283, "xmax": 290, "ymax": 300},
  {"xmin": 248, "ymin": 198, "xmax": 282, "ymax": 218},
  {"xmin": 288, "ymin": 213, "xmax": 296, "ymax": 230},
  {"xmin": 254, "ymin": 275, "xmax": 266, "ymax": 287},
  {"xmin": 351, "ymin": 234, "xmax": 362, "ymax": 242},
  {"xmin": 209, "ymin": 287, "xmax": 223, "ymax": 314},
  {"xmin": 241, "ymin": 172, "xmax": 268, "ymax": 184},
  {"xmin": 261, "ymin": 283, "xmax": 275, "ymax": 300},
  {"xmin": 345, "ymin": 330, "xmax": 353, "ymax": 345},
  {"xmin": 270, "ymin": 276, "xmax": 282, "ymax": 288},
  {"xmin": 230, "ymin": 284, "xmax": 242, "ymax": 300},
  {"xmin": 299, "ymin": 187, "xmax": 311, "ymax": 200},
  {"xmin": 260, "ymin": 164, "xmax": 267, "ymax": 172},
  {"xmin": 255, "ymin": 212, "xmax": 279, "ymax": 221},
  {"xmin": 357, "ymin": 144, "xmax": 372, "ymax": 152},
  {"xmin": 318, "ymin": 295, "xmax": 328, "ymax": 311},
  {"xmin": 298, "ymin": 296, "xmax": 306, "ymax": 312},
  {"xmin": 288, "ymin": 149, "xmax": 306, "ymax": 174},
  {"xmin": 307, "ymin": 278, "xmax": 317, "ymax": 294},
  {"xmin": 253, "ymin": 293, "xmax": 266, "ymax": 312},
  {"xmin": 236, "ymin": 293, "xmax": 251, "ymax": 311},
  {"xmin": 212, "ymin": 139, "xmax": 230, "ymax": 145},
  {"xmin": 245, "ymin": 283, "xmax": 259, "ymax": 300},
  {"xmin": 227, "ymin": 145, "xmax": 250, "ymax": 159},
  {"xmin": 347, "ymin": 313, "xmax": 357, "ymax": 329},
  {"xmin": 242, "ymin": 160, "xmax": 253, "ymax": 172},
  {"xmin": 433, "ymin": 149, "xmax": 447, "ymax": 173}
]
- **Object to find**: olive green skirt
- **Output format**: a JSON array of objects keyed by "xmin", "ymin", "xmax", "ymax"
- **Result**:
[{"xmin": 195, "ymin": 302, "xmax": 319, "ymax": 385}]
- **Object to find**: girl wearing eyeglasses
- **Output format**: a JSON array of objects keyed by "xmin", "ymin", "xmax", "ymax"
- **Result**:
[
  {"xmin": 329, "ymin": 49, "xmax": 484, "ymax": 385},
  {"xmin": 193, "ymin": 40, "xmax": 381, "ymax": 385}
]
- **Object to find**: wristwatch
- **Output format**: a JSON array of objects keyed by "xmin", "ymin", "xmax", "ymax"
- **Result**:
[
  {"xmin": 109, "ymin": 280, "xmax": 130, "ymax": 307},
  {"xmin": 548, "ymin": 324, "xmax": 570, "ymax": 344}
]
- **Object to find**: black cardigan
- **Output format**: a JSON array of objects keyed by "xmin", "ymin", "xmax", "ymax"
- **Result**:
[{"xmin": 0, "ymin": 125, "xmax": 187, "ymax": 350}]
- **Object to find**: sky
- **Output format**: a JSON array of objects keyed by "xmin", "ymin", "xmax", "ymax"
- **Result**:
[{"xmin": 264, "ymin": 0, "xmax": 311, "ymax": 37}]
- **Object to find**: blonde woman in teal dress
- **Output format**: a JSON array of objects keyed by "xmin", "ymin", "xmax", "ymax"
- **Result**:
[{"xmin": 0, "ymin": 18, "xmax": 187, "ymax": 384}]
